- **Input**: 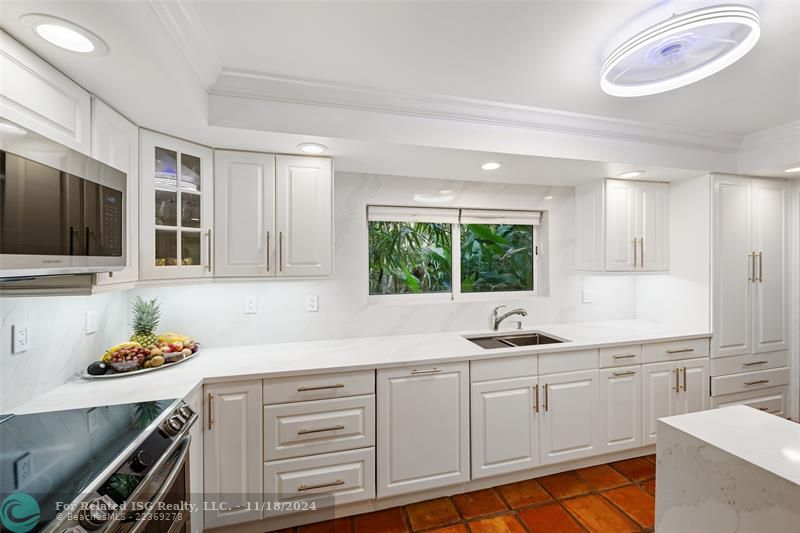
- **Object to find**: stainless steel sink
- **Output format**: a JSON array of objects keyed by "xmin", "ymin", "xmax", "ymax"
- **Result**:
[{"xmin": 466, "ymin": 332, "xmax": 566, "ymax": 349}]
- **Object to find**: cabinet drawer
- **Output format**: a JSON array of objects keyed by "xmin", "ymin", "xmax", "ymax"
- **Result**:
[
  {"xmin": 471, "ymin": 355, "xmax": 537, "ymax": 382},
  {"xmin": 710, "ymin": 367, "xmax": 790, "ymax": 397},
  {"xmin": 642, "ymin": 338, "xmax": 709, "ymax": 363},
  {"xmin": 539, "ymin": 349, "xmax": 597, "ymax": 374},
  {"xmin": 599, "ymin": 345, "xmax": 642, "ymax": 367},
  {"xmin": 263, "ymin": 370, "xmax": 374, "ymax": 404},
  {"xmin": 710, "ymin": 351, "xmax": 788, "ymax": 377},
  {"xmin": 263, "ymin": 447, "xmax": 375, "ymax": 511},
  {"xmin": 264, "ymin": 395, "xmax": 375, "ymax": 460},
  {"xmin": 711, "ymin": 386, "xmax": 789, "ymax": 417}
]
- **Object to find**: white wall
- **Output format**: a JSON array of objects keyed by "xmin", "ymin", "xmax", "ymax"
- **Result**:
[
  {"xmin": 635, "ymin": 174, "xmax": 711, "ymax": 331},
  {"xmin": 130, "ymin": 173, "xmax": 637, "ymax": 347}
]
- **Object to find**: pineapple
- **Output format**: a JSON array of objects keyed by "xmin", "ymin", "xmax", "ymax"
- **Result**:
[{"xmin": 130, "ymin": 297, "xmax": 161, "ymax": 348}]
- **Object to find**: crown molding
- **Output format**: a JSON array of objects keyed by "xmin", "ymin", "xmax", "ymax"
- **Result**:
[
  {"xmin": 211, "ymin": 68, "xmax": 743, "ymax": 155},
  {"xmin": 741, "ymin": 120, "xmax": 800, "ymax": 150}
]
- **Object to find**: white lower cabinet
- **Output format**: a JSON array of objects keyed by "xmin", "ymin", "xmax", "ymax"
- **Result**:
[
  {"xmin": 642, "ymin": 358, "xmax": 709, "ymax": 445},
  {"xmin": 599, "ymin": 366, "xmax": 641, "ymax": 452},
  {"xmin": 471, "ymin": 376, "xmax": 540, "ymax": 479},
  {"xmin": 711, "ymin": 385, "xmax": 789, "ymax": 417},
  {"xmin": 204, "ymin": 380, "xmax": 263, "ymax": 529},
  {"xmin": 539, "ymin": 369, "xmax": 602, "ymax": 465},
  {"xmin": 377, "ymin": 362, "xmax": 469, "ymax": 497}
]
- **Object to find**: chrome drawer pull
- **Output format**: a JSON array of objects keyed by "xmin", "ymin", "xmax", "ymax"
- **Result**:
[
  {"xmin": 297, "ymin": 384, "xmax": 345, "ymax": 392},
  {"xmin": 744, "ymin": 379, "xmax": 770, "ymax": 386},
  {"xmin": 743, "ymin": 360, "xmax": 768, "ymax": 367},
  {"xmin": 613, "ymin": 370, "xmax": 636, "ymax": 377},
  {"xmin": 612, "ymin": 354, "xmax": 637, "ymax": 360},
  {"xmin": 532, "ymin": 384, "xmax": 539, "ymax": 414},
  {"xmin": 298, "ymin": 479, "xmax": 345, "ymax": 492},
  {"xmin": 411, "ymin": 368, "xmax": 442, "ymax": 375},
  {"xmin": 298, "ymin": 425, "xmax": 345, "ymax": 435},
  {"xmin": 666, "ymin": 348, "xmax": 695, "ymax": 354}
]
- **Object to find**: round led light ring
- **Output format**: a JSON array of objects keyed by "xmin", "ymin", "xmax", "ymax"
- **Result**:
[
  {"xmin": 601, "ymin": 5, "xmax": 760, "ymax": 97},
  {"xmin": 20, "ymin": 14, "xmax": 109, "ymax": 56}
]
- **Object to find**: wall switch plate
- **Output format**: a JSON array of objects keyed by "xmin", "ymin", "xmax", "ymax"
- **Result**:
[
  {"xmin": 244, "ymin": 296, "xmax": 257, "ymax": 315},
  {"xmin": 12, "ymin": 323, "xmax": 30, "ymax": 353},
  {"xmin": 582, "ymin": 289, "xmax": 595, "ymax": 303},
  {"xmin": 14, "ymin": 452, "xmax": 32, "ymax": 489},
  {"xmin": 306, "ymin": 295, "xmax": 319, "ymax": 312},
  {"xmin": 85, "ymin": 311, "xmax": 97, "ymax": 335}
]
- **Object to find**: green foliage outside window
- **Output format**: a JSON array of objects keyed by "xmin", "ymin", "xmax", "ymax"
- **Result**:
[{"xmin": 460, "ymin": 224, "xmax": 534, "ymax": 292}]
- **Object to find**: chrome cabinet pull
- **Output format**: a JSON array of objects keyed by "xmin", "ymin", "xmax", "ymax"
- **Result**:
[
  {"xmin": 745, "ymin": 379, "xmax": 770, "ymax": 386},
  {"xmin": 672, "ymin": 368, "xmax": 679, "ymax": 392},
  {"xmin": 279, "ymin": 231, "xmax": 283, "ymax": 272},
  {"xmin": 298, "ymin": 425, "xmax": 345, "ymax": 435},
  {"xmin": 666, "ymin": 348, "xmax": 694, "ymax": 354},
  {"xmin": 532, "ymin": 384, "xmax": 539, "ymax": 413},
  {"xmin": 749, "ymin": 252, "xmax": 756, "ymax": 282},
  {"xmin": 743, "ymin": 360, "xmax": 768, "ymax": 367},
  {"xmin": 681, "ymin": 367, "xmax": 687, "ymax": 392},
  {"xmin": 207, "ymin": 393, "xmax": 214, "ymax": 430},
  {"xmin": 613, "ymin": 370, "xmax": 636, "ymax": 377},
  {"xmin": 612, "ymin": 354, "xmax": 637, "ymax": 360},
  {"xmin": 298, "ymin": 479, "xmax": 344, "ymax": 492},
  {"xmin": 411, "ymin": 368, "xmax": 442, "ymax": 375},
  {"xmin": 543, "ymin": 383, "xmax": 549, "ymax": 412},
  {"xmin": 758, "ymin": 251, "xmax": 763, "ymax": 282},
  {"xmin": 297, "ymin": 384, "xmax": 345, "ymax": 392},
  {"xmin": 266, "ymin": 231, "xmax": 270, "ymax": 272},
  {"xmin": 632, "ymin": 239, "xmax": 638, "ymax": 269},
  {"xmin": 205, "ymin": 229, "xmax": 213, "ymax": 272},
  {"xmin": 757, "ymin": 406, "xmax": 770, "ymax": 411}
]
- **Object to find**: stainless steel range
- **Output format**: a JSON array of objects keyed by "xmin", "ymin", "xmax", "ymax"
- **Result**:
[{"xmin": 0, "ymin": 399, "xmax": 196, "ymax": 533}]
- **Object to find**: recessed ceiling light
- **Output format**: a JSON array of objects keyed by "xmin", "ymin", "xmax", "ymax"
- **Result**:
[
  {"xmin": 481, "ymin": 162, "xmax": 501, "ymax": 171},
  {"xmin": 439, "ymin": 189, "xmax": 453, "ymax": 194},
  {"xmin": 618, "ymin": 170, "xmax": 645, "ymax": 179},
  {"xmin": 602, "ymin": 4, "xmax": 760, "ymax": 97},
  {"xmin": 414, "ymin": 193, "xmax": 454, "ymax": 204},
  {"xmin": 0, "ymin": 120, "xmax": 28, "ymax": 135},
  {"xmin": 297, "ymin": 143, "xmax": 327, "ymax": 154},
  {"xmin": 544, "ymin": 195, "xmax": 553, "ymax": 200},
  {"xmin": 784, "ymin": 166, "xmax": 800, "ymax": 174},
  {"xmin": 22, "ymin": 14, "xmax": 108, "ymax": 56}
]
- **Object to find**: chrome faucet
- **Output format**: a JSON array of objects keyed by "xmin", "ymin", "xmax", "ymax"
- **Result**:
[{"xmin": 492, "ymin": 305, "xmax": 528, "ymax": 331}]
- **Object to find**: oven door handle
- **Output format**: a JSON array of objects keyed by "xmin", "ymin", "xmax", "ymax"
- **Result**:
[{"xmin": 127, "ymin": 436, "xmax": 191, "ymax": 533}]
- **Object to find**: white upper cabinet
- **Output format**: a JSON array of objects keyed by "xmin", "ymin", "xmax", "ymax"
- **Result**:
[
  {"xmin": 139, "ymin": 131, "xmax": 213, "ymax": 280},
  {"xmin": 214, "ymin": 151, "xmax": 276, "ymax": 277},
  {"xmin": 0, "ymin": 31, "xmax": 91, "ymax": 154},
  {"xmin": 91, "ymin": 98, "xmax": 139, "ymax": 286},
  {"xmin": 712, "ymin": 175, "xmax": 787, "ymax": 358},
  {"xmin": 576, "ymin": 179, "xmax": 668, "ymax": 272},
  {"xmin": 276, "ymin": 156, "xmax": 333, "ymax": 277}
]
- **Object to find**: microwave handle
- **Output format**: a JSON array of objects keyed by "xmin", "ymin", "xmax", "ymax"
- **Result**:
[
  {"xmin": 85, "ymin": 227, "xmax": 90, "ymax": 256},
  {"xmin": 69, "ymin": 226, "xmax": 76, "ymax": 255}
]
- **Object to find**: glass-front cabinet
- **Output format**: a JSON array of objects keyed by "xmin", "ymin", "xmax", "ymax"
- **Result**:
[{"xmin": 139, "ymin": 131, "xmax": 213, "ymax": 280}]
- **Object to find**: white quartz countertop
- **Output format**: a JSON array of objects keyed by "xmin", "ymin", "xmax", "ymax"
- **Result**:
[
  {"xmin": 660, "ymin": 405, "xmax": 800, "ymax": 487},
  {"xmin": 11, "ymin": 319, "xmax": 709, "ymax": 415}
]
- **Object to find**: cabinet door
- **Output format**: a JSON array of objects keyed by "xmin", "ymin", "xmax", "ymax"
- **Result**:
[
  {"xmin": 676, "ymin": 358, "xmax": 709, "ymax": 415},
  {"xmin": 539, "ymin": 370, "xmax": 601, "ymax": 465},
  {"xmin": 275, "ymin": 156, "xmax": 332, "ymax": 276},
  {"xmin": 91, "ymin": 98, "xmax": 139, "ymax": 286},
  {"xmin": 599, "ymin": 366, "xmax": 642, "ymax": 452},
  {"xmin": 636, "ymin": 181, "xmax": 669, "ymax": 271},
  {"xmin": 184, "ymin": 388, "xmax": 204, "ymax": 533},
  {"xmin": 574, "ymin": 180, "xmax": 604, "ymax": 271},
  {"xmin": 377, "ymin": 362, "xmax": 469, "ymax": 497},
  {"xmin": 712, "ymin": 176, "xmax": 752, "ymax": 357},
  {"xmin": 204, "ymin": 380, "xmax": 263, "ymax": 528},
  {"xmin": 642, "ymin": 362, "xmax": 677, "ymax": 446},
  {"xmin": 214, "ymin": 151, "xmax": 276, "ymax": 277},
  {"xmin": 604, "ymin": 179, "xmax": 637, "ymax": 271},
  {"xmin": 140, "ymin": 131, "xmax": 213, "ymax": 280},
  {"xmin": 751, "ymin": 179, "xmax": 788, "ymax": 354},
  {"xmin": 471, "ymin": 376, "xmax": 539, "ymax": 479}
]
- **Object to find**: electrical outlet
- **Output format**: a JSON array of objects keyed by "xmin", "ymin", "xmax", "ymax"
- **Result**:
[
  {"xmin": 582, "ymin": 289, "xmax": 595, "ymax": 303},
  {"xmin": 306, "ymin": 295, "xmax": 319, "ymax": 312},
  {"xmin": 244, "ymin": 296, "xmax": 257, "ymax": 314},
  {"xmin": 14, "ymin": 453, "xmax": 32, "ymax": 489},
  {"xmin": 12, "ymin": 323, "xmax": 30, "ymax": 353},
  {"xmin": 85, "ymin": 311, "xmax": 97, "ymax": 335},
  {"xmin": 87, "ymin": 407, "xmax": 99, "ymax": 433}
]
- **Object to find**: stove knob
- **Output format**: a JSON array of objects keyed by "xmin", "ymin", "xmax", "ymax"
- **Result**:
[
  {"xmin": 79, "ymin": 497, "xmax": 114, "ymax": 530},
  {"xmin": 130, "ymin": 449, "xmax": 152, "ymax": 473},
  {"xmin": 178, "ymin": 405, "xmax": 193, "ymax": 420},
  {"xmin": 163, "ymin": 415, "xmax": 184, "ymax": 436}
]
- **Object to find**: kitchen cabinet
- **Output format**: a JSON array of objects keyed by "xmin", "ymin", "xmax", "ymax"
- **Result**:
[
  {"xmin": 377, "ymin": 362, "xmax": 469, "ymax": 497},
  {"xmin": 139, "ymin": 131, "xmax": 213, "ymax": 280},
  {"xmin": 91, "ymin": 98, "xmax": 139, "ymax": 286},
  {"xmin": 575, "ymin": 179, "xmax": 668, "ymax": 272},
  {"xmin": 185, "ymin": 388, "xmax": 204, "ymax": 533},
  {"xmin": 275, "ymin": 156, "xmax": 333, "ymax": 277},
  {"xmin": 0, "ymin": 30, "xmax": 91, "ymax": 154},
  {"xmin": 539, "ymin": 369, "xmax": 601, "ymax": 465},
  {"xmin": 642, "ymin": 358, "xmax": 708, "ymax": 445},
  {"xmin": 203, "ymin": 380, "xmax": 263, "ymax": 528},
  {"xmin": 214, "ymin": 151, "xmax": 276, "ymax": 277},
  {"xmin": 471, "ymin": 376, "xmax": 540, "ymax": 479},
  {"xmin": 599, "ymin": 366, "xmax": 641, "ymax": 452}
]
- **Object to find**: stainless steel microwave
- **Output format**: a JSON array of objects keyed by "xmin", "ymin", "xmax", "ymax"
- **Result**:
[{"xmin": 0, "ymin": 119, "xmax": 127, "ymax": 278}]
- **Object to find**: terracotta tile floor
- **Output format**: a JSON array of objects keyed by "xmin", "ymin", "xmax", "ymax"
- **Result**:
[{"xmin": 273, "ymin": 455, "xmax": 658, "ymax": 533}]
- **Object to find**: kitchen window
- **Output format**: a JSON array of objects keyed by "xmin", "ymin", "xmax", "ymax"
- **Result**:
[{"xmin": 368, "ymin": 206, "xmax": 541, "ymax": 300}]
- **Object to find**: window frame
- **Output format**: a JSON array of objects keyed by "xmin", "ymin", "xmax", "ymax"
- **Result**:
[{"xmin": 366, "ymin": 206, "xmax": 541, "ymax": 303}]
